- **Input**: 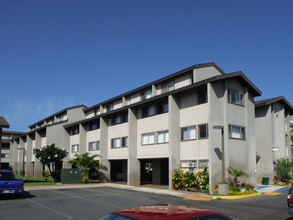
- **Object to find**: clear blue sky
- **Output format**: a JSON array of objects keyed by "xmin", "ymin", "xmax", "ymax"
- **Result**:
[{"xmin": 1, "ymin": 0, "xmax": 292, "ymax": 132}]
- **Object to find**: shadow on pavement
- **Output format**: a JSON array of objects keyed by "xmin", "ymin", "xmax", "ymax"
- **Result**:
[{"xmin": 0, "ymin": 191, "xmax": 35, "ymax": 200}]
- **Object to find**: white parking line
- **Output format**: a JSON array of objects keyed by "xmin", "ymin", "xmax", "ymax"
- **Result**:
[
  {"xmin": 28, "ymin": 199, "xmax": 73, "ymax": 219},
  {"xmin": 50, "ymin": 189, "xmax": 120, "ymax": 209}
]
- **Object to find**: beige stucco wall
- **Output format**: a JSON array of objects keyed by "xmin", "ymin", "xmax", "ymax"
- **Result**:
[
  {"xmin": 86, "ymin": 129, "xmax": 101, "ymax": 155},
  {"xmin": 108, "ymin": 123, "xmax": 129, "ymax": 159},
  {"xmin": 194, "ymin": 66, "xmax": 222, "ymax": 83},
  {"xmin": 137, "ymin": 113, "xmax": 169, "ymax": 158},
  {"xmin": 255, "ymin": 101, "xmax": 292, "ymax": 184},
  {"xmin": 86, "ymin": 109, "xmax": 95, "ymax": 118},
  {"xmin": 255, "ymin": 105, "xmax": 274, "ymax": 183}
]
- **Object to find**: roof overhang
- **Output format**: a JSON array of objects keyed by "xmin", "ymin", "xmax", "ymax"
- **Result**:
[
  {"xmin": 255, "ymin": 96, "xmax": 293, "ymax": 115},
  {"xmin": 0, "ymin": 116, "xmax": 9, "ymax": 128}
]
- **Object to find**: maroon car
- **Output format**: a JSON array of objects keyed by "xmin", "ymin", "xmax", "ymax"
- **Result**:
[{"xmin": 101, "ymin": 204, "xmax": 232, "ymax": 220}]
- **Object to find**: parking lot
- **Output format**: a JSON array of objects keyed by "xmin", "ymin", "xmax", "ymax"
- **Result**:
[{"xmin": 0, "ymin": 186, "xmax": 291, "ymax": 220}]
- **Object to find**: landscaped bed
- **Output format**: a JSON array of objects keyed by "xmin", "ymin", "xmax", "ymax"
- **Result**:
[{"xmin": 213, "ymin": 183, "xmax": 258, "ymax": 196}]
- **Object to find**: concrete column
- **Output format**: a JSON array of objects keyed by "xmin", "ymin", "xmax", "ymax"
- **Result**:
[
  {"xmin": 26, "ymin": 135, "xmax": 34, "ymax": 177},
  {"xmin": 193, "ymin": 69, "xmax": 197, "ymax": 83},
  {"xmin": 80, "ymin": 124, "xmax": 87, "ymax": 154},
  {"xmin": 63, "ymin": 126, "xmax": 71, "ymax": 168},
  {"xmin": 208, "ymin": 81, "xmax": 226, "ymax": 193},
  {"xmin": 19, "ymin": 138, "xmax": 25, "ymax": 175},
  {"xmin": 223, "ymin": 80, "xmax": 229, "ymax": 181},
  {"xmin": 34, "ymin": 131, "xmax": 43, "ymax": 178},
  {"xmin": 285, "ymin": 112, "xmax": 291, "ymax": 161},
  {"xmin": 245, "ymin": 90, "xmax": 257, "ymax": 187},
  {"xmin": 11, "ymin": 139, "xmax": 19, "ymax": 173},
  {"xmin": 168, "ymin": 94, "xmax": 180, "ymax": 190},
  {"xmin": 100, "ymin": 117, "xmax": 110, "ymax": 183},
  {"xmin": 152, "ymin": 85, "xmax": 157, "ymax": 96},
  {"xmin": 128, "ymin": 108, "xmax": 140, "ymax": 186}
]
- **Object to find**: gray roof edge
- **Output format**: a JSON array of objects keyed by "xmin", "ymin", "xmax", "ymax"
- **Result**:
[
  {"xmin": 28, "ymin": 105, "xmax": 87, "ymax": 128},
  {"xmin": 255, "ymin": 96, "xmax": 293, "ymax": 114},
  {"xmin": 212, "ymin": 71, "xmax": 262, "ymax": 96},
  {"xmin": 84, "ymin": 62, "xmax": 224, "ymax": 112}
]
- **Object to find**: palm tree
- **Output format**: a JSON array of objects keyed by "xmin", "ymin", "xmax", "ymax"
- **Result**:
[
  {"xmin": 70, "ymin": 153, "xmax": 101, "ymax": 183},
  {"xmin": 275, "ymin": 158, "xmax": 293, "ymax": 180},
  {"xmin": 228, "ymin": 167, "xmax": 249, "ymax": 186}
]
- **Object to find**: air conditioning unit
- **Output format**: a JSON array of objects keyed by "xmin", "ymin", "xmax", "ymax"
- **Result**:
[{"xmin": 181, "ymin": 161, "xmax": 196, "ymax": 168}]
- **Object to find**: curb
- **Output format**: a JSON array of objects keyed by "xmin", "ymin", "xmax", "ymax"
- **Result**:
[{"xmin": 212, "ymin": 193, "xmax": 262, "ymax": 200}]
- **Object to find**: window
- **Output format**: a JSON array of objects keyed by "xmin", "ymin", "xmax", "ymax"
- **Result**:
[
  {"xmin": 88, "ymin": 141, "xmax": 100, "ymax": 151},
  {"xmin": 2, "ymin": 143, "xmax": 10, "ymax": 150},
  {"xmin": 198, "ymin": 124, "xmax": 208, "ymax": 139},
  {"xmin": 71, "ymin": 144, "xmax": 79, "ymax": 153},
  {"xmin": 156, "ymin": 100, "xmax": 168, "ymax": 114},
  {"xmin": 33, "ymin": 148, "xmax": 36, "ymax": 155},
  {"xmin": 95, "ymin": 108, "xmax": 101, "ymax": 116},
  {"xmin": 141, "ymin": 99, "xmax": 168, "ymax": 118},
  {"xmin": 111, "ymin": 137, "xmax": 128, "ymax": 148},
  {"xmin": 197, "ymin": 86, "xmax": 207, "ymax": 104},
  {"xmin": 126, "ymin": 97, "xmax": 131, "ymax": 105},
  {"xmin": 228, "ymin": 89, "xmax": 244, "ymax": 105},
  {"xmin": 181, "ymin": 126, "xmax": 196, "ymax": 141},
  {"xmin": 161, "ymin": 81, "xmax": 175, "ymax": 93},
  {"xmin": 109, "ymin": 112, "xmax": 128, "ymax": 126},
  {"xmin": 69, "ymin": 125, "xmax": 79, "ymax": 135},
  {"xmin": 141, "ymin": 89, "xmax": 152, "ymax": 100},
  {"xmin": 39, "ymin": 129, "xmax": 46, "ymax": 138},
  {"xmin": 229, "ymin": 125, "xmax": 245, "ymax": 139},
  {"xmin": 198, "ymin": 160, "xmax": 209, "ymax": 168},
  {"xmin": 46, "ymin": 118, "xmax": 54, "ymax": 124},
  {"xmin": 57, "ymin": 112, "xmax": 66, "ymax": 121},
  {"xmin": 107, "ymin": 103, "xmax": 114, "ymax": 112},
  {"xmin": 142, "ymin": 132, "xmax": 155, "ymax": 145},
  {"xmin": 121, "ymin": 137, "xmax": 128, "ymax": 147},
  {"xmin": 142, "ymin": 104, "xmax": 155, "ymax": 118},
  {"xmin": 38, "ymin": 122, "xmax": 44, "ymax": 128},
  {"xmin": 87, "ymin": 120, "xmax": 99, "ymax": 131},
  {"xmin": 111, "ymin": 138, "xmax": 121, "ymax": 149},
  {"xmin": 29, "ymin": 133, "xmax": 35, "ymax": 140},
  {"xmin": 1, "ymin": 153, "xmax": 9, "ymax": 158},
  {"xmin": 189, "ymin": 73, "xmax": 194, "ymax": 84},
  {"xmin": 2, "ymin": 134, "xmax": 11, "ymax": 138},
  {"xmin": 157, "ymin": 130, "xmax": 169, "ymax": 143}
]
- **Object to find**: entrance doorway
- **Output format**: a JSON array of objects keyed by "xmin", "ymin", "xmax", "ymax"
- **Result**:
[
  {"xmin": 140, "ymin": 158, "xmax": 169, "ymax": 185},
  {"xmin": 110, "ymin": 160, "xmax": 127, "ymax": 182}
]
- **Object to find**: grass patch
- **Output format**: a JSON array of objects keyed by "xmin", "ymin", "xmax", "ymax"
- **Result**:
[{"xmin": 15, "ymin": 175, "xmax": 56, "ymax": 186}]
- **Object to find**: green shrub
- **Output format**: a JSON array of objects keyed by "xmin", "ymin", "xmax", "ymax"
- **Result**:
[
  {"xmin": 183, "ymin": 171, "xmax": 197, "ymax": 191},
  {"xmin": 275, "ymin": 158, "xmax": 293, "ymax": 180},
  {"xmin": 172, "ymin": 169, "xmax": 184, "ymax": 190},
  {"xmin": 196, "ymin": 166, "xmax": 209, "ymax": 190},
  {"xmin": 172, "ymin": 166, "xmax": 209, "ymax": 192}
]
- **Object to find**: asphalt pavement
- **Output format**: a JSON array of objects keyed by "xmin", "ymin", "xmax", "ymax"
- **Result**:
[{"xmin": 25, "ymin": 182, "xmax": 290, "ymax": 200}]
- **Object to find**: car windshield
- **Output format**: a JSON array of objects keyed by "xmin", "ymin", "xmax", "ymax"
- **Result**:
[
  {"xmin": 0, "ymin": 172, "xmax": 14, "ymax": 180},
  {"xmin": 100, "ymin": 213, "xmax": 137, "ymax": 220}
]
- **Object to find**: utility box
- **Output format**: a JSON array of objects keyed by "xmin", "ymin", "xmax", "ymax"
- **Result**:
[
  {"xmin": 262, "ymin": 177, "xmax": 269, "ymax": 185},
  {"xmin": 61, "ymin": 168, "xmax": 81, "ymax": 184}
]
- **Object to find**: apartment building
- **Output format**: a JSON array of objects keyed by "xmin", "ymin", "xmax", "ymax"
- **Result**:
[
  {"xmin": 10, "ymin": 105, "xmax": 86, "ymax": 177},
  {"xmin": 1, "ymin": 130, "xmax": 25, "ymax": 169},
  {"xmin": 10, "ymin": 63, "xmax": 263, "ymax": 191},
  {"xmin": 255, "ymin": 97, "xmax": 293, "ymax": 184}
]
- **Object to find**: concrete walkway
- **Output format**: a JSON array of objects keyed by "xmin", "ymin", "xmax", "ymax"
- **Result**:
[
  {"xmin": 24, "ymin": 183, "xmax": 290, "ymax": 200},
  {"xmin": 257, "ymin": 184, "xmax": 290, "ymax": 193}
]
